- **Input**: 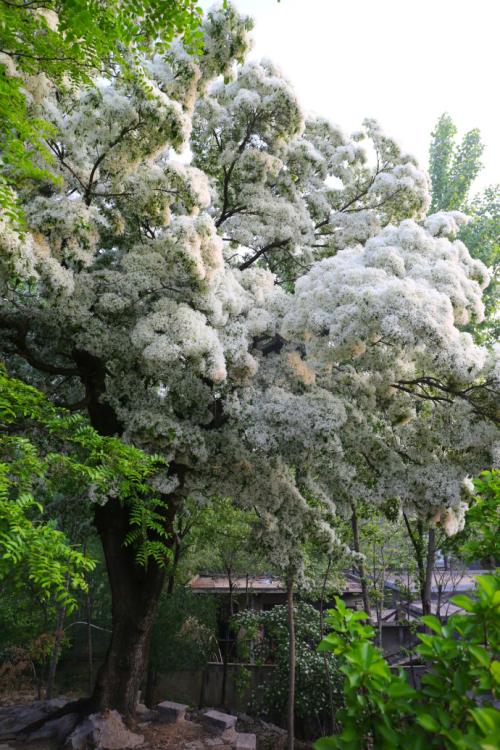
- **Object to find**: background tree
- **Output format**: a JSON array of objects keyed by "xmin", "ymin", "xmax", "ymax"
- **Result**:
[{"xmin": 428, "ymin": 113, "xmax": 483, "ymax": 213}]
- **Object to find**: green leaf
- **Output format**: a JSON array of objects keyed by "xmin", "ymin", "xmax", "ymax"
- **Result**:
[
  {"xmin": 416, "ymin": 714, "xmax": 440, "ymax": 732},
  {"xmin": 469, "ymin": 646, "xmax": 491, "ymax": 668},
  {"xmin": 450, "ymin": 594, "xmax": 476, "ymax": 612},
  {"xmin": 469, "ymin": 707, "xmax": 500, "ymax": 735},
  {"xmin": 421, "ymin": 615, "xmax": 443, "ymax": 634}
]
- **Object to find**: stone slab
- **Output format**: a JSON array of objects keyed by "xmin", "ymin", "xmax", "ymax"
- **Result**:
[
  {"xmin": 233, "ymin": 733, "xmax": 256, "ymax": 750},
  {"xmin": 156, "ymin": 700, "xmax": 188, "ymax": 724},
  {"xmin": 202, "ymin": 710, "xmax": 237, "ymax": 733}
]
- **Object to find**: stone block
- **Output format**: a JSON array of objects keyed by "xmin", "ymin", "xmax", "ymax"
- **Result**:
[
  {"xmin": 202, "ymin": 710, "xmax": 237, "ymax": 734},
  {"xmin": 233, "ymin": 733, "xmax": 256, "ymax": 750},
  {"xmin": 155, "ymin": 700, "xmax": 188, "ymax": 724}
]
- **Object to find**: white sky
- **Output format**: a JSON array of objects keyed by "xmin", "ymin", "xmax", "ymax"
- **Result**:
[{"xmin": 201, "ymin": 0, "xmax": 499, "ymax": 192}]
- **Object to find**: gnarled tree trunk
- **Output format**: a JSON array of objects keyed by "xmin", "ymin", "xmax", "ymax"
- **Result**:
[{"xmin": 89, "ymin": 499, "xmax": 170, "ymax": 718}]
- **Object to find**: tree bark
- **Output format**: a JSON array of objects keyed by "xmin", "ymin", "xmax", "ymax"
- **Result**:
[
  {"xmin": 286, "ymin": 574, "xmax": 295, "ymax": 750},
  {"xmin": 89, "ymin": 499, "xmax": 168, "ymax": 718},
  {"xmin": 350, "ymin": 503, "xmax": 371, "ymax": 617}
]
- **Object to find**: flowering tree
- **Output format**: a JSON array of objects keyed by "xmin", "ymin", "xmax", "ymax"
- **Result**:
[{"xmin": 0, "ymin": 1, "xmax": 498, "ymax": 727}]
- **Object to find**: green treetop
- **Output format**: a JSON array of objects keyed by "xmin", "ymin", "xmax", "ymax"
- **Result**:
[{"xmin": 429, "ymin": 113, "xmax": 483, "ymax": 213}]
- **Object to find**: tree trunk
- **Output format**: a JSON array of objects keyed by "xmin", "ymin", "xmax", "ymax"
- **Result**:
[
  {"xmin": 422, "ymin": 527, "xmax": 435, "ymax": 617},
  {"xmin": 46, "ymin": 603, "xmax": 67, "ymax": 699},
  {"xmin": 286, "ymin": 574, "xmax": 295, "ymax": 750},
  {"xmin": 220, "ymin": 568, "xmax": 234, "ymax": 708},
  {"xmin": 89, "ymin": 499, "xmax": 168, "ymax": 718},
  {"xmin": 319, "ymin": 556, "xmax": 335, "ymax": 735},
  {"xmin": 350, "ymin": 503, "xmax": 371, "ymax": 617},
  {"xmin": 86, "ymin": 588, "xmax": 94, "ymax": 695},
  {"xmin": 166, "ymin": 537, "xmax": 181, "ymax": 595},
  {"xmin": 403, "ymin": 516, "xmax": 435, "ymax": 617}
]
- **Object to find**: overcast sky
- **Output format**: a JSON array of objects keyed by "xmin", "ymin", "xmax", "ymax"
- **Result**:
[{"xmin": 201, "ymin": 0, "xmax": 499, "ymax": 193}]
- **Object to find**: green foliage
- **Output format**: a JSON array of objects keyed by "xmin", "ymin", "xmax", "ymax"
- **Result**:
[
  {"xmin": 149, "ymin": 588, "xmax": 218, "ymax": 673},
  {"xmin": 444, "ymin": 470, "xmax": 500, "ymax": 565},
  {"xmin": 235, "ymin": 602, "xmax": 343, "ymax": 729},
  {"xmin": 0, "ymin": 0, "xmax": 204, "ymax": 222},
  {"xmin": 315, "ymin": 574, "xmax": 500, "ymax": 750},
  {"xmin": 429, "ymin": 114, "xmax": 484, "ymax": 213},
  {"xmin": 185, "ymin": 496, "xmax": 264, "ymax": 578},
  {"xmin": 458, "ymin": 187, "xmax": 499, "ymax": 343},
  {"xmin": 0, "ymin": 368, "xmax": 171, "ymax": 602}
]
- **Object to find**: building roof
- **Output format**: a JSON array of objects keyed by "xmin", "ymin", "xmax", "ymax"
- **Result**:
[
  {"xmin": 189, "ymin": 572, "xmax": 364, "ymax": 596},
  {"xmin": 188, "ymin": 574, "xmax": 287, "ymax": 594}
]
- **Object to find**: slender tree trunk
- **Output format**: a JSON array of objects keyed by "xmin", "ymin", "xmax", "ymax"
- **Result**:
[
  {"xmin": 220, "ymin": 568, "xmax": 234, "ymax": 708},
  {"xmin": 287, "ymin": 574, "xmax": 295, "ymax": 750},
  {"xmin": 166, "ymin": 537, "xmax": 181, "ymax": 595},
  {"xmin": 46, "ymin": 603, "xmax": 67, "ymax": 699},
  {"xmin": 351, "ymin": 503, "xmax": 371, "ymax": 617},
  {"xmin": 403, "ymin": 516, "xmax": 436, "ymax": 617},
  {"xmin": 86, "ymin": 588, "xmax": 94, "ymax": 694},
  {"xmin": 89, "ymin": 499, "xmax": 168, "ymax": 718},
  {"xmin": 319, "ymin": 556, "xmax": 335, "ymax": 735},
  {"xmin": 377, "ymin": 563, "xmax": 385, "ymax": 648},
  {"xmin": 422, "ymin": 528, "xmax": 435, "ymax": 617}
]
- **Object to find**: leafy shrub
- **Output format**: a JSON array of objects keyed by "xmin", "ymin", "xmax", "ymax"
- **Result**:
[{"xmin": 316, "ymin": 573, "xmax": 500, "ymax": 749}]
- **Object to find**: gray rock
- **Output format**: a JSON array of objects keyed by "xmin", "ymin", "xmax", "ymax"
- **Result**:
[
  {"xmin": 65, "ymin": 710, "xmax": 144, "ymax": 750},
  {"xmin": 155, "ymin": 700, "xmax": 188, "ymax": 724},
  {"xmin": 0, "ymin": 699, "xmax": 70, "ymax": 739},
  {"xmin": 28, "ymin": 713, "xmax": 80, "ymax": 742},
  {"xmin": 233, "ymin": 733, "xmax": 257, "ymax": 750}
]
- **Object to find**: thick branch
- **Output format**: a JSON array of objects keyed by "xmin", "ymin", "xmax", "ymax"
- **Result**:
[{"xmin": 238, "ymin": 238, "xmax": 290, "ymax": 271}]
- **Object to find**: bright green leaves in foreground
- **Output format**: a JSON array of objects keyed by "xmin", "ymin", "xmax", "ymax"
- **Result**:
[
  {"xmin": 315, "ymin": 573, "xmax": 500, "ymax": 750},
  {"xmin": 0, "ymin": 368, "xmax": 170, "ymax": 607}
]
